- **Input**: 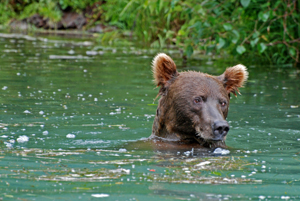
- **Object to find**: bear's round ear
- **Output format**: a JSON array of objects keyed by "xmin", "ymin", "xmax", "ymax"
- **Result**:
[
  {"xmin": 217, "ymin": 64, "xmax": 248, "ymax": 96},
  {"xmin": 152, "ymin": 53, "xmax": 179, "ymax": 88}
]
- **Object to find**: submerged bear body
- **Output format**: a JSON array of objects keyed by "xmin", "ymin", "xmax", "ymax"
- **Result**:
[{"xmin": 150, "ymin": 53, "xmax": 248, "ymax": 148}]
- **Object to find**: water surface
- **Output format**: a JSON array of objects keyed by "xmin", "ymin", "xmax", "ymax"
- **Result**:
[{"xmin": 0, "ymin": 33, "xmax": 300, "ymax": 200}]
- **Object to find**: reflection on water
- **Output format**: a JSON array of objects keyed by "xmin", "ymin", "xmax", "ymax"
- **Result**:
[{"xmin": 0, "ymin": 33, "xmax": 300, "ymax": 200}]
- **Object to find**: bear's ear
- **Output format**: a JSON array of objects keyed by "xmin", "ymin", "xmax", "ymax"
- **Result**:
[
  {"xmin": 152, "ymin": 53, "xmax": 179, "ymax": 88},
  {"xmin": 217, "ymin": 64, "xmax": 248, "ymax": 96}
]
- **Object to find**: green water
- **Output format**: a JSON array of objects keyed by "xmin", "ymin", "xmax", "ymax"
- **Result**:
[{"xmin": 0, "ymin": 33, "xmax": 300, "ymax": 200}]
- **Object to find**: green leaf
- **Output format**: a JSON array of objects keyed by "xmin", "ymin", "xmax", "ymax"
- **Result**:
[
  {"xmin": 223, "ymin": 23, "xmax": 232, "ymax": 31},
  {"xmin": 289, "ymin": 48, "xmax": 296, "ymax": 57},
  {"xmin": 258, "ymin": 11, "xmax": 270, "ymax": 22},
  {"xmin": 171, "ymin": 0, "xmax": 179, "ymax": 9},
  {"xmin": 217, "ymin": 38, "xmax": 226, "ymax": 49},
  {"xmin": 150, "ymin": 40, "xmax": 160, "ymax": 48},
  {"xmin": 252, "ymin": 31, "xmax": 260, "ymax": 39},
  {"xmin": 189, "ymin": 21, "xmax": 201, "ymax": 29},
  {"xmin": 178, "ymin": 29, "xmax": 186, "ymax": 36},
  {"xmin": 231, "ymin": 30, "xmax": 240, "ymax": 44},
  {"xmin": 236, "ymin": 45, "xmax": 246, "ymax": 54},
  {"xmin": 186, "ymin": 45, "xmax": 194, "ymax": 57},
  {"xmin": 241, "ymin": 0, "xmax": 251, "ymax": 8},
  {"xmin": 211, "ymin": 171, "xmax": 222, "ymax": 176},
  {"xmin": 250, "ymin": 38, "xmax": 259, "ymax": 47},
  {"xmin": 258, "ymin": 43, "xmax": 267, "ymax": 53}
]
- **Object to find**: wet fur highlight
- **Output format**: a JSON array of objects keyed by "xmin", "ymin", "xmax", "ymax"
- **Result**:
[{"xmin": 152, "ymin": 53, "xmax": 178, "ymax": 87}]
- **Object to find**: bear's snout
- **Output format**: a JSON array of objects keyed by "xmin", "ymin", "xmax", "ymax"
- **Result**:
[{"xmin": 212, "ymin": 120, "xmax": 230, "ymax": 140}]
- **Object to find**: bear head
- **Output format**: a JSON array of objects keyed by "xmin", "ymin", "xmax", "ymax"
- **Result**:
[{"xmin": 150, "ymin": 53, "xmax": 248, "ymax": 148}]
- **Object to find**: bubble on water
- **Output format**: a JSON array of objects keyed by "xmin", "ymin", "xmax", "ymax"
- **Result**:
[
  {"xmin": 1, "ymin": 135, "xmax": 8, "ymax": 138},
  {"xmin": 23, "ymin": 110, "xmax": 31, "ymax": 114},
  {"xmin": 68, "ymin": 49, "xmax": 75, "ymax": 54},
  {"xmin": 213, "ymin": 148, "xmax": 230, "ymax": 155},
  {"xmin": 118, "ymin": 148, "xmax": 127, "ymax": 152},
  {"xmin": 17, "ymin": 135, "xmax": 29, "ymax": 143},
  {"xmin": 91, "ymin": 194, "xmax": 109, "ymax": 198},
  {"xmin": 94, "ymin": 98, "xmax": 98, "ymax": 101},
  {"xmin": 281, "ymin": 196, "xmax": 290, "ymax": 200},
  {"xmin": 66, "ymin": 134, "xmax": 76, "ymax": 138},
  {"xmin": 39, "ymin": 111, "xmax": 44, "ymax": 115},
  {"xmin": 86, "ymin": 51, "xmax": 97, "ymax": 55},
  {"xmin": 43, "ymin": 131, "xmax": 48, "ymax": 135},
  {"xmin": 2, "ymin": 86, "xmax": 7, "ymax": 90},
  {"xmin": 4, "ymin": 142, "xmax": 13, "ymax": 148},
  {"xmin": 258, "ymin": 195, "xmax": 266, "ymax": 200}
]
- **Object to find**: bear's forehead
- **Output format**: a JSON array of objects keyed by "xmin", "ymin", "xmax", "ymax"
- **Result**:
[{"xmin": 170, "ymin": 71, "xmax": 227, "ymax": 97}]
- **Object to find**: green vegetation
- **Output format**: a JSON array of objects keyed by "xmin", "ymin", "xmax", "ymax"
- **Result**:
[
  {"xmin": 0, "ymin": 0, "xmax": 299, "ymax": 64},
  {"xmin": 102, "ymin": 0, "xmax": 299, "ymax": 64}
]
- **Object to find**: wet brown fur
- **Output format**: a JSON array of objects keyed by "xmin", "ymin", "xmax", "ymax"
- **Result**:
[{"xmin": 150, "ymin": 53, "xmax": 248, "ymax": 148}]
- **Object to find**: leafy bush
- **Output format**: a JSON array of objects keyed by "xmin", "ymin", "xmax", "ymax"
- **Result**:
[
  {"xmin": 0, "ymin": 0, "xmax": 99, "ymax": 24},
  {"xmin": 0, "ymin": 0, "xmax": 16, "ymax": 25},
  {"xmin": 20, "ymin": 0, "xmax": 62, "ymax": 22},
  {"xmin": 0, "ymin": 0, "xmax": 299, "ymax": 64},
  {"xmin": 102, "ymin": 0, "xmax": 299, "ymax": 64}
]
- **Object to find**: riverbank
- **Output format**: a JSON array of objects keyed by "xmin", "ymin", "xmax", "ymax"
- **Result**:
[{"xmin": 1, "ymin": 0, "xmax": 299, "ymax": 65}]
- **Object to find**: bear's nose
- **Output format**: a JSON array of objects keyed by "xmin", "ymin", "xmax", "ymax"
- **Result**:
[{"xmin": 212, "ymin": 121, "xmax": 230, "ymax": 140}]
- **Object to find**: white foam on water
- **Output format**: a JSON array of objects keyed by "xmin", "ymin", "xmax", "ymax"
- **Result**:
[
  {"xmin": 213, "ymin": 148, "xmax": 230, "ymax": 155},
  {"xmin": 17, "ymin": 135, "xmax": 29, "ymax": 143}
]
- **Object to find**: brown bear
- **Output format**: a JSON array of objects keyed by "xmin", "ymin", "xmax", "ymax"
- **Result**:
[{"xmin": 150, "ymin": 53, "xmax": 248, "ymax": 149}]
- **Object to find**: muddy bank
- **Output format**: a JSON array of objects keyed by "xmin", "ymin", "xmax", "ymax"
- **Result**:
[{"xmin": 8, "ymin": 2, "xmax": 114, "ymax": 36}]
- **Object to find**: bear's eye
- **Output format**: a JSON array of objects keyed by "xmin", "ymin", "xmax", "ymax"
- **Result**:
[
  {"xmin": 194, "ymin": 97, "xmax": 203, "ymax": 104},
  {"xmin": 220, "ymin": 101, "xmax": 227, "ymax": 107}
]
